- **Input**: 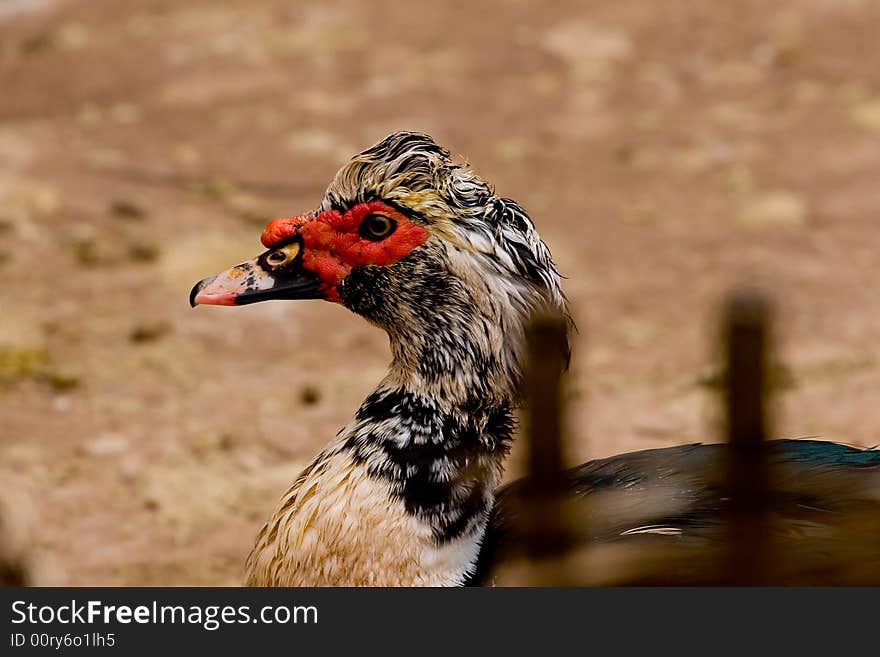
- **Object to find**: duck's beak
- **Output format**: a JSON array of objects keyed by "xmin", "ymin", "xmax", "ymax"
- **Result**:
[{"xmin": 189, "ymin": 237, "xmax": 322, "ymax": 307}]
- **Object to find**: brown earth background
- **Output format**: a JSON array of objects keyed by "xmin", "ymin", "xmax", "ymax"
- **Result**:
[{"xmin": 1, "ymin": 0, "xmax": 879, "ymax": 585}]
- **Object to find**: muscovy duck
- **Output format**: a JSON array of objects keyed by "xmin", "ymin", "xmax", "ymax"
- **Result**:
[{"xmin": 190, "ymin": 132, "xmax": 880, "ymax": 586}]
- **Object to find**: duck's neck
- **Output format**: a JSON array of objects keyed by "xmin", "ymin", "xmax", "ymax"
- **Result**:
[
  {"xmin": 246, "ymin": 327, "xmax": 520, "ymax": 586},
  {"xmin": 345, "ymin": 378, "xmax": 515, "ymax": 540},
  {"xmin": 383, "ymin": 295, "xmax": 529, "ymax": 410},
  {"xmin": 331, "ymin": 302, "xmax": 524, "ymax": 580}
]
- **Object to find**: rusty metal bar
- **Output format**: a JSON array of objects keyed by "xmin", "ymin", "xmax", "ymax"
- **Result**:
[
  {"xmin": 524, "ymin": 314, "xmax": 568, "ymax": 486},
  {"xmin": 722, "ymin": 288, "xmax": 773, "ymax": 584},
  {"xmin": 521, "ymin": 312, "xmax": 572, "ymax": 581}
]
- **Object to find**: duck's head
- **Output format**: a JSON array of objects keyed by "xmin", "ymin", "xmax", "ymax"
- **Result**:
[{"xmin": 191, "ymin": 132, "xmax": 569, "ymax": 399}]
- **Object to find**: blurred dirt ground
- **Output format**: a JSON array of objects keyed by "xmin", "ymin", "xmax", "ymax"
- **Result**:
[{"xmin": 1, "ymin": 0, "xmax": 879, "ymax": 585}]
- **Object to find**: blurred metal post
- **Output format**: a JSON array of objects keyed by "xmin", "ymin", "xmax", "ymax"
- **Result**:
[
  {"xmin": 722, "ymin": 288, "xmax": 773, "ymax": 584},
  {"xmin": 521, "ymin": 312, "xmax": 572, "ymax": 582}
]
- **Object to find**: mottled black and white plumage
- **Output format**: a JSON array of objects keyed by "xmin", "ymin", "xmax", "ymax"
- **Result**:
[{"xmin": 191, "ymin": 132, "xmax": 880, "ymax": 586}]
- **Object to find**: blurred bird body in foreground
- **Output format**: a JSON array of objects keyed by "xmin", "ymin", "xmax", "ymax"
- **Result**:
[{"xmin": 191, "ymin": 132, "xmax": 880, "ymax": 586}]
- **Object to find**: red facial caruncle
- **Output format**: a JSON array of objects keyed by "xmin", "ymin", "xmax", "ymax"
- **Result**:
[{"xmin": 260, "ymin": 201, "xmax": 428, "ymax": 302}]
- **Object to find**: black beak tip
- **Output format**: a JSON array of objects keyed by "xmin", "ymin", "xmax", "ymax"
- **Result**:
[{"xmin": 189, "ymin": 276, "xmax": 215, "ymax": 308}]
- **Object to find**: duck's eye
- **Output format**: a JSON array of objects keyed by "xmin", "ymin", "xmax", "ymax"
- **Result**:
[
  {"xmin": 264, "ymin": 241, "xmax": 300, "ymax": 268},
  {"xmin": 359, "ymin": 213, "xmax": 396, "ymax": 241}
]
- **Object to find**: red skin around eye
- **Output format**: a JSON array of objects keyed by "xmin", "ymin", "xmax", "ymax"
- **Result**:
[
  {"xmin": 260, "ymin": 201, "xmax": 428, "ymax": 302},
  {"xmin": 261, "ymin": 214, "xmax": 309, "ymax": 248}
]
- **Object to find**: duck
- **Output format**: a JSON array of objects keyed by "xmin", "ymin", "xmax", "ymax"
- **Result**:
[{"xmin": 190, "ymin": 131, "xmax": 880, "ymax": 586}]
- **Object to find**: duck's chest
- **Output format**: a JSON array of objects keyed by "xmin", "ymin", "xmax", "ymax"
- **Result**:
[
  {"xmin": 246, "ymin": 391, "xmax": 514, "ymax": 586},
  {"xmin": 246, "ymin": 458, "xmax": 490, "ymax": 586}
]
